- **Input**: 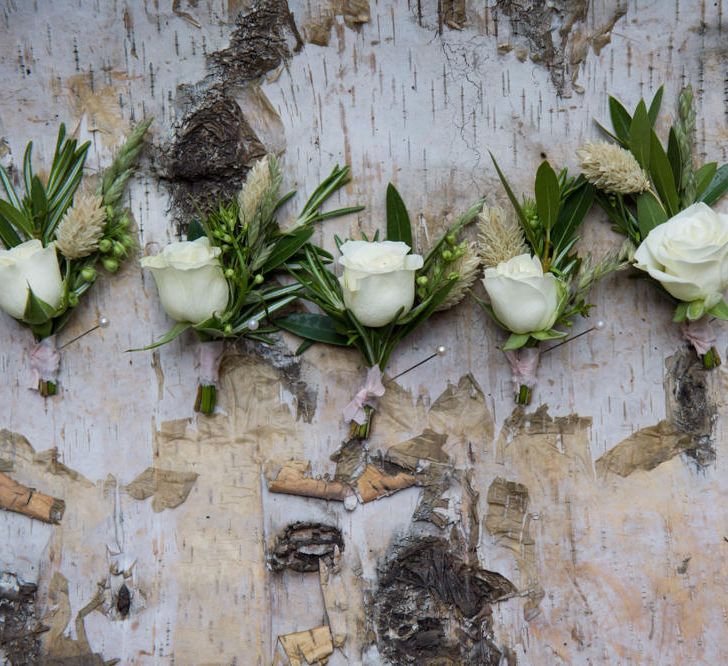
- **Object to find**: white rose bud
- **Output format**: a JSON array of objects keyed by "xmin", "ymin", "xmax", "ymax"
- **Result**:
[
  {"xmin": 634, "ymin": 202, "xmax": 728, "ymax": 304},
  {"xmin": 141, "ymin": 237, "xmax": 229, "ymax": 324},
  {"xmin": 0, "ymin": 239, "xmax": 63, "ymax": 320},
  {"xmin": 482, "ymin": 253, "xmax": 561, "ymax": 334},
  {"xmin": 338, "ymin": 240, "xmax": 424, "ymax": 327}
]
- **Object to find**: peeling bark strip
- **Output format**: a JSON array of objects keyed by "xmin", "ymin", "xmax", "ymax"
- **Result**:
[
  {"xmin": 0, "ymin": 572, "xmax": 44, "ymax": 665},
  {"xmin": 373, "ymin": 537, "xmax": 516, "ymax": 664},
  {"xmin": 124, "ymin": 467, "xmax": 198, "ymax": 512},
  {"xmin": 0, "ymin": 471, "xmax": 65, "ymax": 524},
  {"xmin": 274, "ymin": 625, "xmax": 333, "ymax": 666},
  {"xmin": 269, "ymin": 522, "xmax": 344, "ymax": 573},
  {"xmin": 267, "ymin": 461, "xmax": 355, "ymax": 504}
]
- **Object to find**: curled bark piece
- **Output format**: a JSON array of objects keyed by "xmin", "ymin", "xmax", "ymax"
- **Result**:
[
  {"xmin": 267, "ymin": 461, "xmax": 355, "ymax": 505},
  {"xmin": 355, "ymin": 464, "xmax": 417, "ymax": 503},
  {"xmin": 0, "ymin": 471, "xmax": 65, "ymax": 524},
  {"xmin": 276, "ymin": 625, "xmax": 333, "ymax": 665}
]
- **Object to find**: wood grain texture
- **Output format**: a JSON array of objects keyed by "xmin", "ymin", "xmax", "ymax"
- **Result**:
[{"xmin": 1, "ymin": 0, "xmax": 727, "ymax": 664}]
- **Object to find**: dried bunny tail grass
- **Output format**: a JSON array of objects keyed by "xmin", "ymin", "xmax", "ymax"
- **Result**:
[
  {"xmin": 238, "ymin": 154, "xmax": 271, "ymax": 224},
  {"xmin": 577, "ymin": 141, "xmax": 650, "ymax": 194},
  {"xmin": 435, "ymin": 242, "xmax": 480, "ymax": 312},
  {"xmin": 575, "ymin": 240, "xmax": 632, "ymax": 298},
  {"xmin": 55, "ymin": 193, "xmax": 106, "ymax": 259},
  {"xmin": 477, "ymin": 204, "xmax": 527, "ymax": 268}
]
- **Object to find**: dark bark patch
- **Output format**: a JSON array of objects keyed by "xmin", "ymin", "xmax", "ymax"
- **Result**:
[
  {"xmin": 269, "ymin": 522, "xmax": 344, "ymax": 573},
  {"xmin": 0, "ymin": 572, "xmax": 43, "ymax": 666},
  {"xmin": 373, "ymin": 537, "xmax": 515, "ymax": 664}
]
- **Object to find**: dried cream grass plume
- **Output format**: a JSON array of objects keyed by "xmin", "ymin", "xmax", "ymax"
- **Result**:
[
  {"xmin": 238, "ymin": 154, "xmax": 271, "ymax": 224},
  {"xmin": 435, "ymin": 241, "xmax": 480, "ymax": 312},
  {"xmin": 55, "ymin": 193, "xmax": 106, "ymax": 259},
  {"xmin": 577, "ymin": 141, "xmax": 650, "ymax": 194},
  {"xmin": 477, "ymin": 204, "xmax": 528, "ymax": 268}
]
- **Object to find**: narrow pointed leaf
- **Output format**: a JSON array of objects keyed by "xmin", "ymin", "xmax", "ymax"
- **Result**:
[
  {"xmin": 699, "ymin": 164, "xmax": 728, "ymax": 206},
  {"xmin": 695, "ymin": 163, "xmax": 717, "ymax": 200},
  {"xmin": 649, "ymin": 131, "xmax": 679, "ymax": 216},
  {"xmin": 385, "ymin": 183, "xmax": 412, "ymax": 246},
  {"xmin": 277, "ymin": 313, "xmax": 350, "ymax": 346},
  {"xmin": 636, "ymin": 190, "xmax": 668, "ymax": 238},
  {"xmin": 127, "ymin": 321, "xmax": 192, "ymax": 351},
  {"xmin": 629, "ymin": 101, "xmax": 651, "ymax": 168},
  {"xmin": 647, "ymin": 86, "xmax": 664, "ymax": 125},
  {"xmin": 609, "ymin": 96, "xmax": 633, "ymax": 143},
  {"xmin": 534, "ymin": 161, "xmax": 560, "ymax": 232}
]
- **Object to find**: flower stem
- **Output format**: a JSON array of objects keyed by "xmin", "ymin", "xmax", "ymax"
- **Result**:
[
  {"xmin": 348, "ymin": 405, "xmax": 375, "ymax": 441},
  {"xmin": 701, "ymin": 346, "xmax": 722, "ymax": 370},
  {"xmin": 195, "ymin": 384, "xmax": 217, "ymax": 414},
  {"xmin": 38, "ymin": 380, "xmax": 57, "ymax": 397},
  {"xmin": 516, "ymin": 384, "xmax": 532, "ymax": 405}
]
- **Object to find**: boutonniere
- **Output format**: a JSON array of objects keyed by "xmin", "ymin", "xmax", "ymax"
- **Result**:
[
  {"xmin": 279, "ymin": 184, "xmax": 484, "ymax": 439},
  {"xmin": 135, "ymin": 155, "xmax": 362, "ymax": 414},
  {"xmin": 0, "ymin": 120, "xmax": 151, "ymax": 396},
  {"xmin": 579, "ymin": 85, "xmax": 728, "ymax": 368},
  {"xmin": 478, "ymin": 157, "xmax": 626, "ymax": 405}
]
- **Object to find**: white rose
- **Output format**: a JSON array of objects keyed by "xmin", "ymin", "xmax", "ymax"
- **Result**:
[
  {"xmin": 141, "ymin": 237, "xmax": 229, "ymax": 324},
  {"xmin": 0, "ymin": 239, "xmax": 63, "ymax": 320},
  {"xmin": 482, "ymin": 253, "xmax": 561, "ymax": 334},
  {"xmin": 634, "ymin": 202, "xmax": 728, "ymax": 303},
  {"xmin": 338, "ymin": 240, "xmax": 424, "ymax": 327}
]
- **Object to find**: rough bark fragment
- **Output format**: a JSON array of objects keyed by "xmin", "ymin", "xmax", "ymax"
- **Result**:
[
  {"xmin": 124, "ymin": 467, "xmax": 198, "ymax": 512},
  {"xmin": 355, "ymin": 463, "xmax": 417, "ymax": 503},
  {"xmin": 269, "ymin": 522, "xmax": 344, "ymax": 573},
  {"xmin": 484, "ymin": 477, "xmax": 542, "ymax": 620},
  {"xmin": 275, "ymin": 625, "xmax": 333, "ymax": 665},
  {"xmin": 318, "ymin": 547, "xmax": 348, "ymax": 648},
  {"xmin": 0, "ymin": 572, "xmax": 43, "ymax": 666},
  {"xmin": 373, "ymin": 537, "xmax": 515, "ymax": 665},
  {"xmin": 665, "ymin": 347, "xmax": 716, "ymax": 467},
  {"xmin": 595, "ymin": 420, "xmax": 692, "ymax": 478}
]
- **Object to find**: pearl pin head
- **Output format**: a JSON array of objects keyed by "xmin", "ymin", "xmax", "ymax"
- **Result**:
[{"xmin": 98, "ymin": 316, "xmax": 110, "ymax": 329}]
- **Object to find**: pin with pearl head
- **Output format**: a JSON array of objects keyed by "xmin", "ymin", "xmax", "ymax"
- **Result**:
[
  {"xmin": 387, "ymin": 345, "xmax": 447, "ymax": 383},
  {"xmin": 58, "ymin": 316, "xmax": 111, "ymax": 350},
  {"xmin": 540, "ymin": 319, "xmax": 606, "ymax": 355}
]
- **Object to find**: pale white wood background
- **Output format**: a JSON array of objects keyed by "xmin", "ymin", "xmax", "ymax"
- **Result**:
[{"xmin": 1, "ymin": 0, "xmax": 727, "ymax": 664}]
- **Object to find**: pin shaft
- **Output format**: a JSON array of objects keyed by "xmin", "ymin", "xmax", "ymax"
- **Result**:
[
  {"xmin": 59, "ymin": 324, "xmax": 100, "ymax": 350},
  {"xmin": 541, "ymin": 327, "xmax": 595, "ymax": 354}
]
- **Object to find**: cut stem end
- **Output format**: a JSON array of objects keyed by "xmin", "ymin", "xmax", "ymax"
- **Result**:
[
  {"xmin": 516, "ymin": 384, "xmax": 532, "ymax": 406},
  {"xmin": 348, "ymin": 405, "xmax": 375, "ymax": 441},
  {"xmin": 38, "ymin": 380, "xmax": 58, "ymax": 397},
  {"xmin": 701, "ymin": 346, "xmax": 722, "ymax": 370},
  {"xmin": 195, "ymin": 384, "xmax": 217, "ymax": 414}
]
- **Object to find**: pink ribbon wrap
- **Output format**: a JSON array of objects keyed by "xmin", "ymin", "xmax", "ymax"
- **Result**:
[
  {"xmin": 29, "ymin": 336, "xmax": 60, "ymax": 389},
  {"xmin": 680, "ymin": 318, "xmax": 716, "ymax": 356},
  {"xmin": 504, "ymin": 347, "xmax": 540, "ymax": 390},
  {"xmin": 198, "ymin": 340, "xmax": 225, "ymax": 386},
  {"xmin": 343, "ymin": 365, "xmax": 385, "ymax": 425}
]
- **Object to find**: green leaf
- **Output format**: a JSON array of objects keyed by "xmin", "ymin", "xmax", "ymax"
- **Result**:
[
  {"xmin": 594, "ymin": 121, "xmax": 627, "ymax": 148},
  {"xmin": 385, "ymin": 183, "xmax": 412, "ymax": 246},
  {"xmin": 187, "ymin": 219, "xmax": 206, "ymax": 241},
  {"xmin": 531, "ymin": 329, "xmax": 568, "ymax": 341},
  {"xmin": 667, "ymin": 128, "xmax": 682, "ymax": 191},
  {"xmin": 0, "ymin": 212, "xmax": 22, "ymax": 247},
  {"xmin": 636, "ymin": 190, "xmax": 667, "ymax": 238},
  {"xmin": 708, "ymin": 299, "xmax": 728, "ymax": 321},
  {"xmin": 699, "ymin": 164, "xmax": 728, "ymax": 206},
  {"xmin": 260, "ymin": 227, "xmax": 314, "ymax": 274},
  {"xmin": 277, "ymin": 313, "xmax": 350, "ymax": 346},
  {"xmin": 0, "ymin": 199, "xmax": 34, "ymax": 238},
  {"xmin": 502, "ymin": 333, "xmax": 530, "ymax": 351},
  {"xmin": 127, "ymin": 321, "xmax": 192, "ymax": 351},
  {"xmin": 673, "ymin": 302, "xmax": 689, "ymax": 323},
  {"xmin": 629, "ymin": 100, "xmax": 651, "ymax": 168},
  {"xmin": 648, "ymin": 131, "xmax": 679, "ymax": 216},
  {"xmin": 609, "ymin": 96, "xmax": 633, "ymax": 143},
  {"xmin": 686, "ymin": 300, "xmax": 706, "ymax": 321},
  {"xmin": 22, "ymin": 141, "xmax": 34, "ymax": 195},
  {"xmin": 30, "ymin": 175, "xmax": 48, "ymax": 227},
  {"xmin": 534, "ymin": 161, "xmax": 560, "ymax": 232},
  {"xmin": 647, "ymin": 86, "xmax": 664, "ymax": 125},
  {"xmin": 22, "ymin": 286, "xmax": 57, "ymax": 325},
  {"xmin": 551, "ymin": 180, "xmax": 595, "ymax": 254},
  {"xmin": 0, "ymin": 164, "xmax": 21, "ymax": 210},
  {"xmin": 490, "ymin": 153, "xmax": 528, "ymax": 227},
  {"xmin": 295, "ymin": 339, "xmax": 314, "ymax": 355},
  {"xmin": 695, "ymin": 163, "xmax": 717, "ymax": 200}
]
